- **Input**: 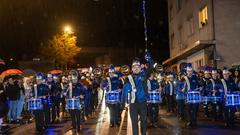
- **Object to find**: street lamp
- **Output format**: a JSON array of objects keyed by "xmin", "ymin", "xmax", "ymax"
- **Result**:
[{"xmin": 64, "ymin": 25, "xmax": 72, "ymax": 33}]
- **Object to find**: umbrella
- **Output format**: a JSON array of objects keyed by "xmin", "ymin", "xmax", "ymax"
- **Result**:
[
  {"xmin": 49, "ymin": 70, "xmax": 63, "ymax": 74},
  {"xmin": 0, "ymin": 58, "xmax": 5, "ymax": 65},
  {"xmin": 22, "ymin": 69, "xmax": 36, "ymax": 77},
  {"xmin": 0, "ymin": 69, "xmax": 23, "ymax": 78},
  {"xmin": 0, "ymin": 69, "xmax": 23, "ymax": 83}
]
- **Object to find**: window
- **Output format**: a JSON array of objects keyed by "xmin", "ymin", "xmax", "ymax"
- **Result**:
[
  {"xmin": 170, "ymin": 33, "xmax": 175, "ymax": 50},
  {"xmin": 195, "ymin": 59, "xmax": 204, "ymax": 69},
  {"xmin": 177, "ymin": 0, "xmax": 182, "ymax": 12},
  {"xmin": 199, "ymin": 5, "xmax": 208, "ymax": 28},
  {"xmin": 187, "ymin": 16, "xmax": 194, "ymax": 36}
]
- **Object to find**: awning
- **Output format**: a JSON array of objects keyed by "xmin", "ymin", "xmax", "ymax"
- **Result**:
[{"xmin": 163, "ymin": 40, "xmax": 215, "ymax": 66}]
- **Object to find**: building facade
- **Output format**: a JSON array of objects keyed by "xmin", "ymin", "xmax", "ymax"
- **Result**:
[{"xmin": 164, "ymin": 0, "xmax": 240, "ymax": 72}]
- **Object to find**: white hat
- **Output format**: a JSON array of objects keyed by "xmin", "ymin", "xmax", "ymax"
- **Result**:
[{"xmin": 222, "ymin": 67, "xmax": 229, "ymax": 74}]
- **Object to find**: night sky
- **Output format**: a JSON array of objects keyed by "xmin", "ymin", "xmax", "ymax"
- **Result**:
[{"xmin": 0, "ymin": 0, "xmax": 169, "ymax": 67}]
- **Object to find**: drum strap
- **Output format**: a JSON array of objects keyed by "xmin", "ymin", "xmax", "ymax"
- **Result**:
[
  {"xmin": 61, "ymin": 83, "xmax": 64, "ymax": 90},
  {"xmin": 184, "ymin": 76, "xmax": 190, "ymax": 91},
  {"xmin": 169, "ymin": 81, "xmax": 173, "ymax": 96},
  {"xmin": 128, "ymin": 75, "xmax": 136, "ymax": 103},
  {"xmin": 69, "ymin": 83, "xmax": 73, "ymax": 98},
  {"xmin": 210, "ymin": 79, "xmax": 216, "ymax": 96},
  {"xmin": 120, "ymin": 77, "xmax": 125, "ymax": 85},
  {"xmin": 147, "ymin": 80, "xmax": 151, "ymax": 91},
  {"xmin": 221, "ymin": 79, "xmax": 228, "ymax": 95},
  {"xmin": 34, "ymin": 84, "xmax": 37, "ymax": 98},
  {"xmin": 107, "ymin": 77, "xmax": 112, "ymax": 92}
]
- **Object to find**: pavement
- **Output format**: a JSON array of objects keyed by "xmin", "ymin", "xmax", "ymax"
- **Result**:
[{"xmin": 4, "ymin": 104, "xmax": 240, "ymax": 135}]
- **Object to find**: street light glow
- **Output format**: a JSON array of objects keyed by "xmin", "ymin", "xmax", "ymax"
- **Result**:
[{"xmin": 64, "ymin": 25, "xmax": 72, "ymax": 33}]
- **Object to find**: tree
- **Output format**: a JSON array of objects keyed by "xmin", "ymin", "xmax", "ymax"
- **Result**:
[{"xmin": 41, "ymin": 32, "xmax": 81, "ymax": 69}]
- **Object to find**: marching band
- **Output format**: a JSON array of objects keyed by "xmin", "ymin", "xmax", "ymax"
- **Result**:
[{"xmin": 1, "ymin": 51, "xmax": 240, "ymax": 134}]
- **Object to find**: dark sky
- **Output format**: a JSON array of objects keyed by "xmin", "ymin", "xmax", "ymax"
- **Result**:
[{"xmin": 0, "ymin": 0, "xmax": 169, "ymax": 65}]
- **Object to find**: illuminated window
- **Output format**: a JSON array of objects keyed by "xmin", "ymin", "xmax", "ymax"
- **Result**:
[{"xmin": 199, "ymin": 5, "xmax": 208, "ymax": 28}]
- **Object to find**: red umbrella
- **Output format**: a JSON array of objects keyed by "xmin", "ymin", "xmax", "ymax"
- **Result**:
[
  {"xmin": 0, "ymin": 69, "xmax": 23, "ymax": 77},
  {"xmin": 0, "ymin": 69, "xmax": 23, "ymax": 82},
  {"xmin": 49, "ymin": 70, "xmax": 63, "ymax": 74}
]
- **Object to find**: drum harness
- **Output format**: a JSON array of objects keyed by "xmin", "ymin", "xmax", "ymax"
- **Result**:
[
  {"xmin": 221, "ymin": 79, "xmax": 228, "ymax": 96},
  {"xmin": 69, "ymin": 82, "xmax": 73, "ymax": 98},
  {"xmin": 34, "ymin": 84, "xmax": 38, "ymax": 98},
  {"xmin": 210, "ymin": 79, "xmax": 216, "ymax": 96},
  {"xmin": 127, "ymin": 75, "xmax": 136, "ymax": 104},
  {"xmin": 106, "ymin": 77, "xmax": 112, "ymax": 92}
]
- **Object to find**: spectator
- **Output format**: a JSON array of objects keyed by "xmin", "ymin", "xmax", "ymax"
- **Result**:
[
  {"xmin": 5, "ymin": 77, "xmax": 20, "ymax": 123},
  {"xmin": 17, "ymin": 77, "xmax": 25, "ymax": 119}
]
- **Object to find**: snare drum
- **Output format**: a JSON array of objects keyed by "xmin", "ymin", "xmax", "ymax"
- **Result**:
[
  {"xmin": 105, "ymin": 91, "xmax": 120, "ymax": 104},
  {"xmin": 28, "ymin": 98, "xmax": 43, "ymax": 110},
  {"xmin": 66, "ymin": 98, "xmax": 81, "ymax": 110},
  {"xmin": 186, "ymin": 91, "xmax": 201, "ymax": 104},
  {"xmin": 225, "ymin": 94, "xmax": 240, "ymax": 106},
  {"xmin": 211, "ymin": 96, "xmax": 221, "ymax": 104},
  {"xmin": 201, "ymin": 96, "xmax": 212, "ymax": 105},
  {"xmin": 42, "ymin": 96, "xmax": 52, "ymax": 106},
  {"xmin": 148, "ymin": 91, "xmax": 161, "ymax": 103}
]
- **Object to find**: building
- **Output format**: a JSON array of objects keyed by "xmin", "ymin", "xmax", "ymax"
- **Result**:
[{"xmin": 164, "ymin": 0, "xmax": 240, "ymax": 72}]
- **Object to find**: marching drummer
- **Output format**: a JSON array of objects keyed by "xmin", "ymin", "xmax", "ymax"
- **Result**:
[
  {"xmin": 101, "ymin": 64, "xmax": 122, "ymax": 127},
  {"xmin": 201, "ymin": 67, "xmax": 212, "ymax": 118},
  {"xmin": 51, "ymin": 74, "xmax": 62, "ymax": 123},
  {"xmin": 46, "ymin": 73, "xmax": 54, "ymax": 123},
  {"xmin": 210, "ymin": 67, "xmax": 224, "ymax": 120},
  {"xmin": 31, "ymin": 73, "xmax": 51, "ymax": 132},
  {"xmin": 65, "ymin": 74, "xmax": 85, "ymax": 131},
  {"xmin": 147, "ymin": 72, "xmax": 160, "ymax": 127},
  {"xmin": 220, "ymin": 67, "xmax": 237, "ymax": 127},
  {"xmin": 175, "ymin": 73, "xmax": 185, "ymax": 120},
  {"xmin": 182, "ymin": 63, "xmax": 199, "ymax": 128}
]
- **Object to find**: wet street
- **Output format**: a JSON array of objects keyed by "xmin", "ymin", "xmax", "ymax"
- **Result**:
[{"xmin": 9, "ymin": 103, "xmax": 240, "ymax": 135}]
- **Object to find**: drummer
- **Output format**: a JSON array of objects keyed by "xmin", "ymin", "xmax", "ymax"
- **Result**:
[
  {"xmin": 220, "ymin": 67, "xmax": 237, "ymax": 127},
  {"xmin": 31, "ymin": 73, "xmax": 50, "ymax": 132},
  {"xmin": 201, "ymin": 68, "xmax": 212, "ymax": 118},
  {"xmin": 65, "ymin": 74, "xmax": 85, "ymax": 131},
  {"xmin": 101, "ymin": 64, "xmax": 122, "ymax": 127},
  {"xmin": 175, "ymin": 73, "xmax": 185, "ymax": 120},
  {"xmin": 147, "ymin": 72, "xmax": 160, "ymax": 127},
  {"xmin": 210, "ymin": 67, "xmax": 224, "ymax": 120},
  {"xmin": 182, "ymin": 63, "xmax": 199, "ymax": 127},
  {"xmin": 51, "ymin": 74, "xmax": 62, "ymax": 123}
]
